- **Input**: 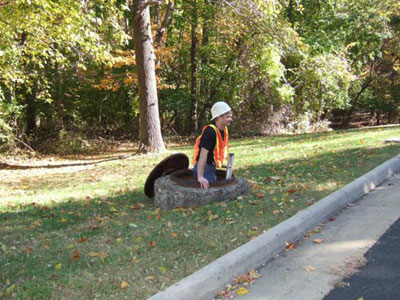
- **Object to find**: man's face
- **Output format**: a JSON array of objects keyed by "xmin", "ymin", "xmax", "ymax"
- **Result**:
[{"xmin": 220, "ymin": 111, "xmax": 233, "ymax": 126}]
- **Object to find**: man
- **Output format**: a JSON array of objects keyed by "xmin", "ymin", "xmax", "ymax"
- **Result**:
[{"xmin": 192, "ymin": 101, "xmax": 233, "ymax": 189}]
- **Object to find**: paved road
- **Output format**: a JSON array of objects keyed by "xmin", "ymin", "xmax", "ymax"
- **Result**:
[
  {"xmin": 323, "ymin": 216, "xmax": 400, "ymax": 300},
  {"xmin": 227, "ymin": 173, "xmax": 400, "ymax": 300}
]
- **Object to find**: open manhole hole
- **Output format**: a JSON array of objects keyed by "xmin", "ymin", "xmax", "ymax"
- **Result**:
[{"xmin": 144, "ymin": 153, "xmax": 250, "ymax": 209}]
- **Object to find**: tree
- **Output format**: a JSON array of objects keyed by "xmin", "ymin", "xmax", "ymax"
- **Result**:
[
  {"xmin": 0, "ymin": 0, "xmax": 127, "ymax": 148},
  {"xmin": 132, "ymin": 0, "xmax": 165, "ymax": 152}
]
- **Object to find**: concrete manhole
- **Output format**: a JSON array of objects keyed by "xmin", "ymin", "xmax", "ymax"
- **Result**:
[{"xmin": 144, "ymin": 153, "xmax": 250, "ymax": 209}]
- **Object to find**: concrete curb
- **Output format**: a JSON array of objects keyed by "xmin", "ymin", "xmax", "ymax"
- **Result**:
[{"xmin": 147, "ymin": 154, "xmax": 400, "ymax": 300}]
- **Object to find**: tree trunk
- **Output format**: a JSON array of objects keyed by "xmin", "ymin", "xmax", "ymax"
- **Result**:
[
  {"xmin": 132, "ymin": 0, "xmax": 165, "ymax": 152},
  {"xmin": 25, "ymin": 89, "xmax": 37, "ymax": 135},
  {"xmin": 342, "ymin": 79, "xmax": 372, "ymax": 127},
  {"xmin": 54, "ymin": 60, "xmax": 64, "ymax": 131},
  {"xmin": 190, "ymin": 0, "xmax": 198, "ymax": 133}
]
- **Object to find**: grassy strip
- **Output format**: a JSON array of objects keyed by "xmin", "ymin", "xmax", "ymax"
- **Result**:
[{"xmin": 1, "ymin": 127, "xmax": 400, "ymax": 299}]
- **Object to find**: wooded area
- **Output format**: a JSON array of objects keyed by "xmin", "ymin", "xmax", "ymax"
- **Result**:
[{"xmin": 0, "ymin": 0, "xmax": 399, "ymax": 153}]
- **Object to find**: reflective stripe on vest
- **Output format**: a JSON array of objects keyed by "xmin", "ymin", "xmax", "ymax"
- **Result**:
[{"xmin": 192, "ymin": 124, "xmax": 229, "ymax": 168}]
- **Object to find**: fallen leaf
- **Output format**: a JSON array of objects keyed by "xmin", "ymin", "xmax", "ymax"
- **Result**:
[
  {"xmin": 159, "ymin": 267, "xmax": 167, "ymax": 274},
  {"xmin": 110, "ymin": 206, "xmax": 119, "ymax": 213},
  {"xmin": 88, "ymin": 252, "xmax": 109, "ymax": 263},
  {"xmin": 120, "ymin": 281, "xmax": 129, "ymax": 289},
  {"xmin": 263, "ymin": 177, "xmax": 272, "ymax": 183},
  {"xmin": 285, "ymin": 241, "xmax": 299, "ymax": 250},
  {"xmin": 170, "ymin": 232, "xmax": 178, "ymax": 237},
  {"xmin": 216, "ymin": 290, "xmax": 234, "ymax": 299},
  {"xmin": 255, "ymin": 192, "xmax": 264, "ymax": 198},
  {"xmin": 30, "ymin": 220, "xmax": 41, "ymax": 228},
  {"xmin": 24, "ymin": 246, "xmax": 32, "ymax": 254},
  {"xmin": 72, "ymin": 250, "xmax": 81, "ymax": 261},
  {"xmin": 303, "ymin": 265, "xmax": 315, "ymax": 272},
  {"xmin": 55, "ymin": 263, "xmax": 62, "ymax": 270},
  {"xmin": 286, "ymin": 188, "xmax": 297, "ymax": 194},
  {"xmin": 145, "ymin": 276, "xmax": 155, "ymax": 282},
  {"xmin": 130, "ymin": 203, "xmax": 143, "ymax": 210},
  {"xmin": 78, "ymin": 237, "xmax": 89, "ymax": 243},
  {"xmin": 6, "ymin": 284, "xmax": 15, "ymax": 295},
  {"xmin": 237, "ymin": 287, "xmax": 249, "ymax": 295},
  {"xmin": 313, "ymin": 238, "xmax": 324, "ymax": 244},
  {"xmin": 149, "ymin": 241, "xmax": 157, "ymax": 247}
]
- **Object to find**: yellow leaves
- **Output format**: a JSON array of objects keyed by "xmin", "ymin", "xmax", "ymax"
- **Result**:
[
  {"xmin": 159, "ymin": 266, "xmax": 167, "ymax": 274},
  {"xmin": 217, "ymin": 269, "xmax": 260, "ymax": 298},
  {"xmin": 207, "ymin": 209, "xmax": 219, "ymax": 221},
  {"xmin": 29, "ymin": 220, "xmax": 41, "ymax": 229},
  {"xmin": 110, "ymin": 206, "xmax": 119, "ymax": 213},
  {"xmin": 237, "ymin": 287, "xmax": 249, "ymax": 295},
  {"xmin": 55, "ymin": 263, "xmax": 62, "ymax": 270},
  {"xmin": 88, "ymin": 251, "xmax": 109, "ymax": 263},
  {"xmin": 6, "ymin": 284, "xmax": 16, "ymax": 295},
  {"xmin": 120, "ymin": 281, "xmax": 129, "ymax": 289}
]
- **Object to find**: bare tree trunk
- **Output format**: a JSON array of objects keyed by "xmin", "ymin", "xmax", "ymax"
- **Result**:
[
  {"xmin": 133, "ymin": 0, "xmax": 165, "ymax": 152},
  {"xmin": 190, "ymin": 0, "xmax": 198, "ymax": 133},
  {"xmin": 154, "ymin": 0, "xmax": 174, "ymax": 47}
]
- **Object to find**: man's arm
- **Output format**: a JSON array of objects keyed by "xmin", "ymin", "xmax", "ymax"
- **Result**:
[{"xmin": 197, "ymin": 147, "xmax": 209, "ymax": 189}]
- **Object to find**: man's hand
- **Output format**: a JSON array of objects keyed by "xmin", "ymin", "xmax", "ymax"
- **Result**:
[{"xmin": 198, "ymin": 176, "xmax": 209, "ymax": 189}]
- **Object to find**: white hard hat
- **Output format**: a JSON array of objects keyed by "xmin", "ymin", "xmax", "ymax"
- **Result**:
[{"xmin": 211, "ymin": 101, "xmax": 231, "ymax": 121}]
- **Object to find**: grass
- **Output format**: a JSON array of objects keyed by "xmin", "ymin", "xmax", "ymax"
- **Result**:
[{"xmin": 1, "ymin": 126, "xmax": 400, "ymax": 299}]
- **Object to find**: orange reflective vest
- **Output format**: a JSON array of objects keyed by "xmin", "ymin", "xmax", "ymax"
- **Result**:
[{"xmin": 193, "ymin": 124, "xmax": 229, "ymax": 168}]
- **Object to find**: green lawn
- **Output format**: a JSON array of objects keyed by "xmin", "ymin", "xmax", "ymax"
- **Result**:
[{"xmin": 1, "ymin": 126, "xmax": 400, "ymax": 299}]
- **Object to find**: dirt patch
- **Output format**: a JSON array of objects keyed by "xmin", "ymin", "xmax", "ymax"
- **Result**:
[{"xmin": 328, "ymin": 255, "xmax": 367, "ymax": 287}]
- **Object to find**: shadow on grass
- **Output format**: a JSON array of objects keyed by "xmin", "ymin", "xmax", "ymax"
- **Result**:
[{"xmin": 0, "ymin": 155, "xmax": 134, "ymax": 170}]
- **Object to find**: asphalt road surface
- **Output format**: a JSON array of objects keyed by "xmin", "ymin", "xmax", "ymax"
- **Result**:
[{"xmin": 323, "ymin": 216, "xmax": 400, "ymax": 300}]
